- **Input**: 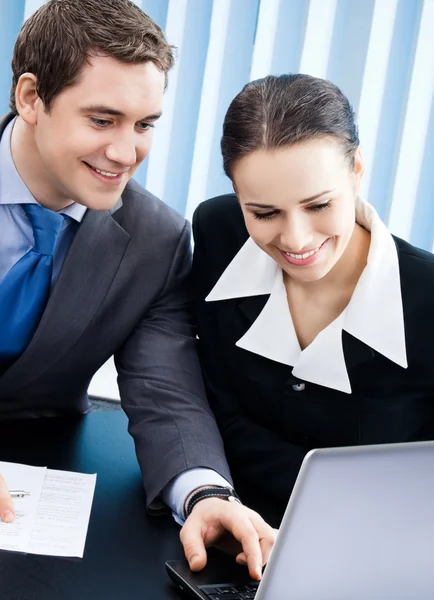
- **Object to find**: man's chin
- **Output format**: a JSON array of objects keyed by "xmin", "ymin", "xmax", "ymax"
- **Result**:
[{"xmin": 74, "ymin": 195, "xmax": 123, "ymax": 211}]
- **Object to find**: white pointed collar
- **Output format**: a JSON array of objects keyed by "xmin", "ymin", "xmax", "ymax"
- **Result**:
[{"xmin": 206, "ymin": 198, "xmax": 407, "ymax": 394}]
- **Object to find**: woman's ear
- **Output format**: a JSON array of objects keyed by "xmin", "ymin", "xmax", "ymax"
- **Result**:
[
  {"xmin": 353, "ymin": 147, "xmax": 364, "ymax": 193},
  {"xmin": 15, "ymin": 73, "xmax": 42, "ymax": 125}
]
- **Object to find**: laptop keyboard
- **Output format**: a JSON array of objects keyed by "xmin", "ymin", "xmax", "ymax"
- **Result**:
[{"xmin": 198, "ymin": 583, "xmax": 259, "ymax": 599}]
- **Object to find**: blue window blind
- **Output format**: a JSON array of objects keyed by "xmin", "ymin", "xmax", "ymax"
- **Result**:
[{"xmin": 1, "ymin": 0, "xmax": 433, "ymax": 250}]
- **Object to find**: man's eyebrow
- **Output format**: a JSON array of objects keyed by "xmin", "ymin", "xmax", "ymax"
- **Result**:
[
  {"xmin": 80, "ymin": 105, "xmax": 162, "ymax": 120},
  {"xmin": 244, "ymin": 190, "xmax": 335, "ymax": 209}
]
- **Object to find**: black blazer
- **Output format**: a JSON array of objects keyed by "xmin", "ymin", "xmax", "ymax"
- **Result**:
[{"xmin": 192, "ymin": 194, "xmax": 434, "ymax": 525}]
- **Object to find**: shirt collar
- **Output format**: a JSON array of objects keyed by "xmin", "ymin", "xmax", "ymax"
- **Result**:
[
  {"xmin": 0, "ymin": 117, "xmax": 87, "ymax": 223},
  {"xmin": 206, "ymin": 197, "xmax": 407, "ymax": 394}
]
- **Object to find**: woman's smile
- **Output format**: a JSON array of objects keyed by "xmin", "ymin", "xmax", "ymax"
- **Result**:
[{"xmin": 278, "ymin": 239, "xmax": 330, "ymax": 267}]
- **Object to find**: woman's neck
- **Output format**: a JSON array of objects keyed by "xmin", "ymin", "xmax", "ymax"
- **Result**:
[{"xmin": 283, "ymin": 223, "xmax": 371, "ymax": 350}]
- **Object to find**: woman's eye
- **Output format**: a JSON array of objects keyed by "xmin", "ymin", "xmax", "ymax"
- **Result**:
[
  {"xmin": 253, "ymin": 211, "xmax": 278, "ymax": 221},
  {"xmin": 307, "ymin": 201, "xmax": 332, "ymax": 212}
]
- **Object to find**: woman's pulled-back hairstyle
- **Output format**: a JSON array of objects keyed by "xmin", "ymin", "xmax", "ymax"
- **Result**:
[
  {"xmin": 221, "ymin": 74, "xmax": 359, "ymax": 179},
  {"xmin": 10, "ymin": 0, "xmax": 175, "ymax": 115}
]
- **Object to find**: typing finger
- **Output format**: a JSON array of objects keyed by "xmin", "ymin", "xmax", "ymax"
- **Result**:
[
  {"xmin": 247, "ymin": 513, "xmax": 278, "ymax": 565},
  {"xmin": 236, "ymin": 516, "xmax": 277, "ymax": 568},
  {"xmin": 218, "ymin": 508, "xmax": 262, "ymax": 580}
]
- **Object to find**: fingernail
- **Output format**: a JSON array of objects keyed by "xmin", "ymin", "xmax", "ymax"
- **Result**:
[
  {"xmin": 190, "ymin": 556, "xmax": 200, "ymax": 569},
  {"xmin": 2, "ymin": 510, "xmax": 14, "ymax": 523}
]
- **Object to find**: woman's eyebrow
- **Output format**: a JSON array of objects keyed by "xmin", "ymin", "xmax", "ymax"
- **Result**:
[
  {"xmin": 244, "ymin": 202, "xmax": 277, "ymax": 208},
  {"xmin": 244, "ymin": 190, "xmax": 335, "ymax": 209},
  {"xmin": 299, "ymin": 189, "xmax": 335, "ymax": 204}
]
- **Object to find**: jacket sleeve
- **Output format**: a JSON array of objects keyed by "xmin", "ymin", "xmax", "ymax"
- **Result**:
[
  {"xmin": 192, "ymin": 203, "xmax": 308, "ymax": 506},
  {"xmin": 115, "ymin": 220, "xmax": 232, "ymax": 508}
]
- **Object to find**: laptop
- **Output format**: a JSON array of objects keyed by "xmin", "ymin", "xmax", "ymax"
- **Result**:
[{"xmin": 166, "ymin": 440, "xmax": 434, "ymax": 599}]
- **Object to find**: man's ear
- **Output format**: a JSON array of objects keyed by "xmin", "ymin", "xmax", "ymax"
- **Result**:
[
  {"xmin": 15, "ymin": 73, "xmax": 43, "ymax": 125},
  {"xmin": 353, "ymin": 147, "xmax": 364, "ymax": 193}
]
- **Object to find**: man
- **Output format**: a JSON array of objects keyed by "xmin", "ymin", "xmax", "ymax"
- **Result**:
[{"xmin": 0, "ymin": 0, "xmax": 275, "ymax": 580}]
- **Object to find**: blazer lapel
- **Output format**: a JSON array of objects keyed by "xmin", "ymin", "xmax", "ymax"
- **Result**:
[
  {"xmin": 238, "ymin": 295, "xmax": 268, "ymax": 324},
  {"xmin": 342, "ymin": 331, "xmax": 375, "ymax": 372},
  {"xmin": 1, "ymin": 206, "xmax": 130, "ymax": 390}
]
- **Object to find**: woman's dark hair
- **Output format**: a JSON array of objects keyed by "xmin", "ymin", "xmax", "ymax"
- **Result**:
[{"xmin": 221, "ymin": 73, "xmax": 359, "ymax": 179}]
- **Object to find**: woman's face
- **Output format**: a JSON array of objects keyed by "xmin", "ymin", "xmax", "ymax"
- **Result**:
[{"xmin": 232, "ymin": 138, "xmax": 364, "ymax": 284}]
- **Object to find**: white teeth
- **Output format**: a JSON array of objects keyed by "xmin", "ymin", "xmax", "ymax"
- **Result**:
[
  {"xmin": 92, "ymin": 166, "xmax": 119, "ymax": 178},
  {"xmin": 285, "ymin": 247, "xmax": 319, "ymax": 260}
]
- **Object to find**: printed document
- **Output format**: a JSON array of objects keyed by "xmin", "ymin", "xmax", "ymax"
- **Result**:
[{"xmin": 0, "ymin": 461, "xmax": 96, "ymax": 558}]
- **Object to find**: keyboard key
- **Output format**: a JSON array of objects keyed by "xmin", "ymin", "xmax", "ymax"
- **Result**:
[
  {"xmin": 199, "ymin": 582, "xmax": 258, "ymax": 599},
  {"xmin": 206, "ymin": 595, "xmax": 241, "ymax": 600}
]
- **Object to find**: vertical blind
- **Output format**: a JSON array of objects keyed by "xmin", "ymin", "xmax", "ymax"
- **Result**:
[
  {"xmin": 0, "ymin": 0, "xmax": 433, "ymax": 398},
  {"xmin": 1, "ymin": 0, "xmax": 433, "ymax": 246}
]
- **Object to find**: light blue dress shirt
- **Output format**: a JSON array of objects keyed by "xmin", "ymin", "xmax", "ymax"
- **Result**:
[
  {"xmin": 0, "ymin": 118, "xmax": 231, "ymax": 522},
  {"xmin": 0, "ymin": 118, "xmax": 86, "ymax": 284}
]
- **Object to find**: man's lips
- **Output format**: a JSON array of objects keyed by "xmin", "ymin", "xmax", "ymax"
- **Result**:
[
  {"xmin": 84, "ymin": 162, "xmax": 128, "ymax": 176},
  {"xmin": 84, "ymin": 162, "xmax": 128, "ymax": 186}
]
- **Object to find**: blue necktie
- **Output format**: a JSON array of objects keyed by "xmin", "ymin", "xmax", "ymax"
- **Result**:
[{"xmin": 0, "ymin": 204, "xmax": 64, "ymax": 363}]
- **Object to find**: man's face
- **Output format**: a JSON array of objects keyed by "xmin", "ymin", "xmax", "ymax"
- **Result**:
[{"xmin": 32, "ymin": 56, "xmax": 165, "ymax": 210}]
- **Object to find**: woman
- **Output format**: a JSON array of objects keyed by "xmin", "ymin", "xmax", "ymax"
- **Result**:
[{"xmin": 191, "ymin": 74, "xmax": 434, "ymax": 527}]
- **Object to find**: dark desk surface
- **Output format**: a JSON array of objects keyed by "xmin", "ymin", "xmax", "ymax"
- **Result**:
[{"xmin": 0, "ymin": 411, "xmax": 187, "ymax": 600}]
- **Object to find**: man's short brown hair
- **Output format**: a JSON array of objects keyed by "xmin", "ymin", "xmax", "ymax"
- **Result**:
[{"xmin": 9, "ymin": 0, "xmax": 175, "ymax": 114}]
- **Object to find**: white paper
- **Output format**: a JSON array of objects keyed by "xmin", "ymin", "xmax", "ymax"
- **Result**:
[
  {"xmin": 29, "ymin": 469, "xmax": 96, "ymax": 558},
  {"xmin": 0, "ymin": 462, "xmax": 96, "ymax": 558}
]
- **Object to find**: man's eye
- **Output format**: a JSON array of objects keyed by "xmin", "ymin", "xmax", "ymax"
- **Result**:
[
  {"xmin": 253, "ymin": 211, "xmax": 278, "ymax": 221},
  {"xmin": 137, "ymin": 122, "xmax": 154, "ymax": 131},
  {"xmin": 90, "ymin": 118, "xmax": 111, "ymax": 128}
]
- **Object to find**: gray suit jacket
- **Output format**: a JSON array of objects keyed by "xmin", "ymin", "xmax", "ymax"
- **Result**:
[{"xmin": 0, "ymin": 113, "xmax": 232, "ymax": 506}]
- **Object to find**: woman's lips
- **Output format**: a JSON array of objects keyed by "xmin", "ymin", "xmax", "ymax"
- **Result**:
[{"xmin": 279, "ymin": 239, "xmax": 329, "ymax": 267}]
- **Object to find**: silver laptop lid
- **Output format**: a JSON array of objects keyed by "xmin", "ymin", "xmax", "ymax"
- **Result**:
[{"xmin": 256, "ymin": 441, "xmax": 434, "ymax": 600}]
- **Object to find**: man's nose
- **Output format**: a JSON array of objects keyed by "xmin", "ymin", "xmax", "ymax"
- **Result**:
[{"xmin": 105, "ymin": 134, "xmax": 137, "ymax": 167}]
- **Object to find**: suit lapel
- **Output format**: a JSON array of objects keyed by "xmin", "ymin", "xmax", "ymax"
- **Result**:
[
  {"xmin": 342, "ymin": 331, "xmax": 375, "ymax": 372},
  {"xmin": 238, "ymin": 295, "xmax": 268, "ymax": 324},
  {"xmin": 1, "ymin": 207, "xmax": 130, "ymax": 390}
]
